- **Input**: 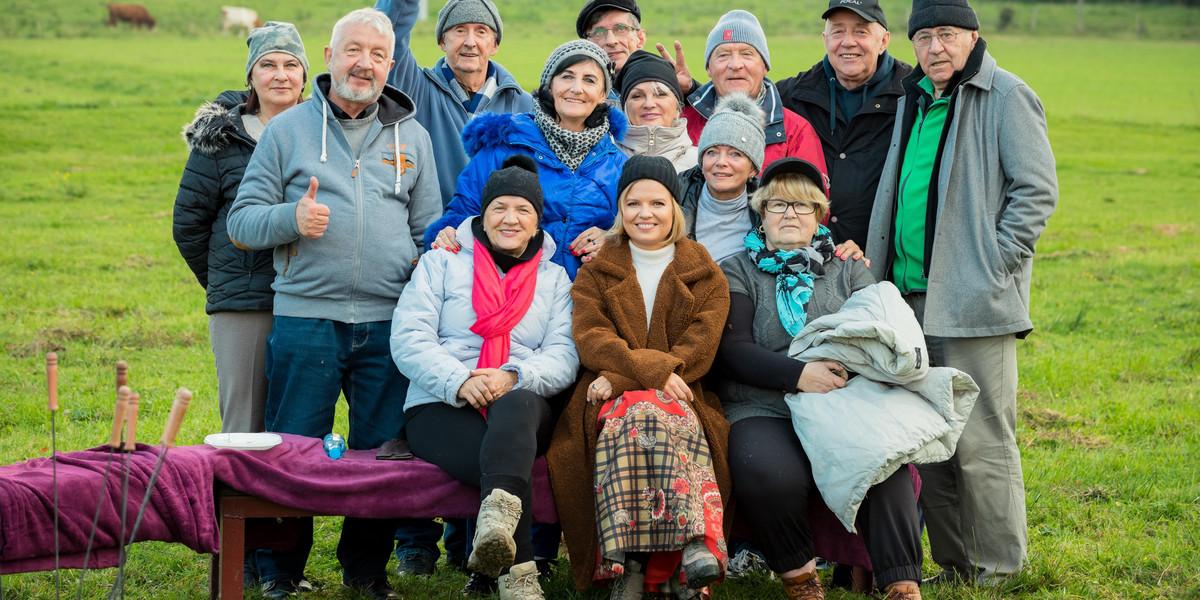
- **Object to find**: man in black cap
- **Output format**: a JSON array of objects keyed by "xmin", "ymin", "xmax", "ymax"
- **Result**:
[
  {"xmin": 575, "ymin": 0, "xmax": 646, "ymax": 100},
  {"xmin": 776, "ymin": 0, "xmax": 912, "ymax": 250},
  {"xmin": 865, "ymin": 0, "xmax": 1058, "ymax": 585}
]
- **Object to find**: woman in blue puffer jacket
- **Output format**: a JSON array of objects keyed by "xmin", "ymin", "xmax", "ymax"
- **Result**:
[{"xmin": 424, "ymin": 39, "xmax": 628, "ymax": 280}]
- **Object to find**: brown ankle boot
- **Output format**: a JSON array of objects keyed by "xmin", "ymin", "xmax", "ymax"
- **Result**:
[
  {"xmin": 882, "ymin": 582, "xmax": 921, "ymax": 600},
  {"xmin": 782, "ymin": 571, "xmax": 824, "ymax": 600}
]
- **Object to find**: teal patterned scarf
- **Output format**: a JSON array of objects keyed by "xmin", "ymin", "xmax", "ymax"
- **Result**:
[{"xmin": 744, "ymin": 224, "xmax": 835, "ymax": 337}]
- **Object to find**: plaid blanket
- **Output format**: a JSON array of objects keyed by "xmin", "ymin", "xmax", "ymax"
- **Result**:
[{"xmin": 594, "ymin": 390, "xmax": 726, "ymax": 593}]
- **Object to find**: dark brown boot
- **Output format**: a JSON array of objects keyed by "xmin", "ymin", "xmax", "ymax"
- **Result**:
[{"xmin": 781, "ymin": 571, "xmax": 824, "ymax": 600}]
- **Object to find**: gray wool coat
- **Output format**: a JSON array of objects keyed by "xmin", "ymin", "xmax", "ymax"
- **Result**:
[{"xmin": 865, "ymin": 49, "xmax": 1058, "ymax": 339}]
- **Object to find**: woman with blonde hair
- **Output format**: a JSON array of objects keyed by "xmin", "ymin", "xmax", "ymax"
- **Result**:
[
  {"xmin": 549, "ymin": 155, "xmax": 731, "ymax": 599},
  {"xmin": 716, "ymin": 158, "xmax": 923, "ymax": 600}
]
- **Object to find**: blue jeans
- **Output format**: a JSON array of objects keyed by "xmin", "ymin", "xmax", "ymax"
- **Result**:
[
  {"xmin": 393, "ymin": 519, "xmax": 455, "ymax": 563},
  {"xmin": 256, "ymin": 316, "xmax": 434, "ymax": 584}
]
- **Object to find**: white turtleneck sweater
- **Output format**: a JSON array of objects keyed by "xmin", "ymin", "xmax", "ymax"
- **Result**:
[
  {"xmin": 629, "ymin": 241, "xmax": 677, "ymax": 331},
  {"xmin": 695, "ymin": 186, "xmax": 751, "ymax": 264}
]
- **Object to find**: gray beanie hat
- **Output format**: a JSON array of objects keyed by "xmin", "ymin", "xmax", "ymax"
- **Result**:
[
  {"xmin": 907, "ymin": 0, "xmax": 979, "ymax": 38},
  {"xmin": 539, "ymin": 39, "xmax": 613, "ymax": 95},
  {"xmin": 246, "ymin": 21, "xmax": 309, "ymax": 83},
  {"xmin": 698, "ymin": 93, "xmax": 766, "ymax": 172},
  {"xmin": 436, "ymin": 0, "xmax": 503, "ymax": 44},
  {"xmin": 704, "ymin": 10, "xmax": 770, "ymax": 71}
]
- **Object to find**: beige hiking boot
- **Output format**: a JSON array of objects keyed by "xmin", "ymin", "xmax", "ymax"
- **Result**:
[
  {"xmin": 467, "ymin": 488, "xmax": 522, "ymax": 578},
  {"xmin": 498, "ymin": 561, "xmax": 544, "ymax": 600},
  {"xmin": 882, "ymin": 581, "xmax": 922, "ymax": 600}
]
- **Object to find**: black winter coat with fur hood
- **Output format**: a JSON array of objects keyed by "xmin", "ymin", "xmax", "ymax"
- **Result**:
[{"xmin": 173, "ymin": 90, "xmax": 276, "ymax": 314}]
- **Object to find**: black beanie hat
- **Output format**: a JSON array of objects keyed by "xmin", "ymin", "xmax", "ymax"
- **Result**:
[
  {"xmin": 617, "ymin": 155, "xmax": 682, "ymax": 204},
  {"xmin": 908, "ymin": 0, "xmax": 979, "ymax": 39},
  {"xmin": 615, "ymin": 50, "xmax": 684, "ymax": 109},
  {"xmin": 480, "ymin": 155, "xmax": 544, "ymax": 219}
]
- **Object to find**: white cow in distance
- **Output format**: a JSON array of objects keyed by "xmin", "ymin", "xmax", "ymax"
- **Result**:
[{"xmin": 221, "ymin": 6, "xmax": 262, "ymax": 36}]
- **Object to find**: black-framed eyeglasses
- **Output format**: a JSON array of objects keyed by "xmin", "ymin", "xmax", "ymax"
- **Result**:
[
  {"xmin": 913, "ymin": 29, "xmax": 964, "ymax": 48},
  {"xmin": 586, "ymin": 24, "xmax": 639, "ymax": 41},
  {"xmin": 764, "ymin": 200, "xmax": 816, "ymax": 215}
]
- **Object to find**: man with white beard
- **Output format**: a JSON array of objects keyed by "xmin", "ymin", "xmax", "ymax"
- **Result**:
[{"xmin": 228, "ymin": 8, "xmax": 442, "ymax": 599}]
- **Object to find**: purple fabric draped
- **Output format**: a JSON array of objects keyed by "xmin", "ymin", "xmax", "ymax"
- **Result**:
[{"xmin": 0, "ymin": 433, "xmax": 555, "ymax": 574}]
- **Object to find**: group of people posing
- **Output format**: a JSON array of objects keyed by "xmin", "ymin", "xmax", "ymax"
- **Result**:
[{"xmin": 172, "ymin": 0, "xmax": 1057, "ymax": 598}]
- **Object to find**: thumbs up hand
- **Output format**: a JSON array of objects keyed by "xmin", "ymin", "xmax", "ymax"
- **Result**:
[{"xmin": 295, "ymin": 177, "xmax": 329, "ymax": 239}]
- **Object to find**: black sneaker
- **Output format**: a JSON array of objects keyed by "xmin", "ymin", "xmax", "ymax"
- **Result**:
[
  {"xmin": 343, "ymin": 577, "xmax": 400, "ymax": 600},
  {"xmin": 460, "ymin": 570, "xmax": 499, "ymax": 596},
  {"xmin": 396, "ymin": 552, "xmax": 436, "ymax": 577},
  {"xmin": 260, "ymin": 578, "xmax": 299, "ymax": 599},
  {"xmin": 296, "ymin": 576, "xmax": 317, "ymax": 592}
]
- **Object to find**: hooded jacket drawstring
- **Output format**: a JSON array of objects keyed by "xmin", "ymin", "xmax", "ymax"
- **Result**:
[
  {"xmin": 320, "ymin": 102, "xmax": 329, "ymax": 163},
  {"xmin": 393, "ymin": 123, "xmax": 402, "ymax": 194},
  {"xmin": 828, "ymin": 75, "xmax": 839, "ymax": 134}
]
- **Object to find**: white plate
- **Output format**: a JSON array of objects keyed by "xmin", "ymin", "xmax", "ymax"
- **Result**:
[{"xmin": 204, "ymin": 432, "xmax": 283, "ymax": 451}]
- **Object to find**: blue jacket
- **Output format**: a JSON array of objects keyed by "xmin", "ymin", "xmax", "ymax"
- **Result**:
[
  {"xmin": 426, "ymin": 109, "xmax": 629, "ymax": 280},
  {"xmin": 376, "ymin": 0, "xmax": 532, "ymax": 207}
]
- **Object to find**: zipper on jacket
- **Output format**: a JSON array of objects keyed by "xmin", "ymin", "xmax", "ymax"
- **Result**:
[
  {"xmin": 895, "ymin": 114, "xmax": 928, "ymax": 294},
  {"xmin": 351, "ymin": 158, "xmax": 360, "ymax": 178}
]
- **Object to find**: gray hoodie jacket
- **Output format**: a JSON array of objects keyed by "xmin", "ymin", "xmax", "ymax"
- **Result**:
[{"xmin": 228, "ymin": 73, "xmax": 442, "ymax": 324}]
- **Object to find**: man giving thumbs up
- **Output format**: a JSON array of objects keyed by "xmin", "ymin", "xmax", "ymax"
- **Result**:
[{"xmin": 227, "ymin": 9, "xmax": 442, "ymax": 596}]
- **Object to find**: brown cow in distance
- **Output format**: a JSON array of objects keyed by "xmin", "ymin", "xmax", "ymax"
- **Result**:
[{"xmin": 106, "ymin": 3, "xmax": 157, "ymax": 29}]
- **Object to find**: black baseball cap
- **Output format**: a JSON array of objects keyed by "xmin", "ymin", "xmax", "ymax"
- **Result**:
[
  {"xmin": 821, "ymin": 0, "xmax": 888, "ymax": 29},
  {"xmin": 760, "ymin": 158, "xmax": 830, "ymax": 199}
]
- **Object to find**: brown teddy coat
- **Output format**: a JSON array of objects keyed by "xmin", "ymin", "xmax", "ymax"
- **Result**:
[{"xmin": 547, "ymin": 237, "xmax": 732, "ymax": 590}]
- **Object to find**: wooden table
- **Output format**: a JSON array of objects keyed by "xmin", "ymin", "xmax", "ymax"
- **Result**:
[{"xmin": 209, "ymin": 485, "xmax": 321, "ymax": 600}]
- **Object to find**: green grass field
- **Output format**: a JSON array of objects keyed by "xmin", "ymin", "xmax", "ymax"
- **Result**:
[{"xmin": 2, "ymin": 2, "xmax": 1200, "ymax": 598}]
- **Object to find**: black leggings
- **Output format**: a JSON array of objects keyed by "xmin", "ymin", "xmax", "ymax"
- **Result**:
[
  {"xmin": 728, "ymin": 417, "xmax": 923, "ymax": 588},
  {"xmin": 406, "ymin": 389, "xmax": 556, "ymax": 566}
]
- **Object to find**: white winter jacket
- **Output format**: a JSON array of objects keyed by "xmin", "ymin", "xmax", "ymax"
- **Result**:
[
  {"xmin": 391, "ymin": 218, "xmax": 579, "ymax": 411},
  {"xmin": 784, "ymin": 282, "xmax": 979, "ymax": 531}
]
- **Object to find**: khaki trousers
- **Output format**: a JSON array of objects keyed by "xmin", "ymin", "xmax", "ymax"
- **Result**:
[
  {"xmin": 209, "ymin": 310, "xmax": 272, "ymax": 434},
  {"xmin": 905, "ymin": 293, "xmax": 1027, "ymax": 582}
]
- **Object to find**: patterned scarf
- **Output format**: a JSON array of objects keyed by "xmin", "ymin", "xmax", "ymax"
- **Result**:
[
  {"xmin": 531, "ymin": 100, "xmax": 608, "ymax": 173},
  {"xmin": 745, "ymin": 224, "xmax": 836, "ymax": 337}
]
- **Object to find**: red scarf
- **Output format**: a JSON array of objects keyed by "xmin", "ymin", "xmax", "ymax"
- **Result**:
[{"xmin": 470, "ymin": 241, "xmax": 542, "ymax": 372}]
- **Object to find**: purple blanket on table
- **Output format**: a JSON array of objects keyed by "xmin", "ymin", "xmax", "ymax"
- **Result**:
[
  {"xmin": 0, "ymin": 442, "xmax": 217, "ymax": 574},
  {"xmin": 0, "ymin": 434, "xmax": 555, "ymax": 574}
]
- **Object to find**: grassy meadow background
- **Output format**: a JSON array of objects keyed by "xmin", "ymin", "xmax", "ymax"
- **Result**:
[{"xmin": 1, "ymin": 0, "xmax": 1199, "ymax": 597}]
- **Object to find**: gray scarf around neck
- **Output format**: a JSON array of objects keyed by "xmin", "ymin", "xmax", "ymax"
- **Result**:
[{"xmin": 531, "ymin": 101, "xmax": 608, "ymax": 173}]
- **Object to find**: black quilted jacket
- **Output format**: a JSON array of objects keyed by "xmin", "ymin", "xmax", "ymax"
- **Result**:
[{"xmin": 172, "ymin": 90, "xmax": 275, "ymax": 314}]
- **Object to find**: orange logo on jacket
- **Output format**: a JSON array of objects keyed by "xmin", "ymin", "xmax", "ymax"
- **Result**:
[{"xmin": 383, "ymin": 143, "xmax": 415, "ymax": 174}]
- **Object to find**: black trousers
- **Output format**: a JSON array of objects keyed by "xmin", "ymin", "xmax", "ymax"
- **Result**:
[
  {"xmin": 406, "ymin": 389, "xmax": 556, "ymax": 566},
  {"xmin": 729, "ymin": 417, "xmax": 923, "ymax": 588}
]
